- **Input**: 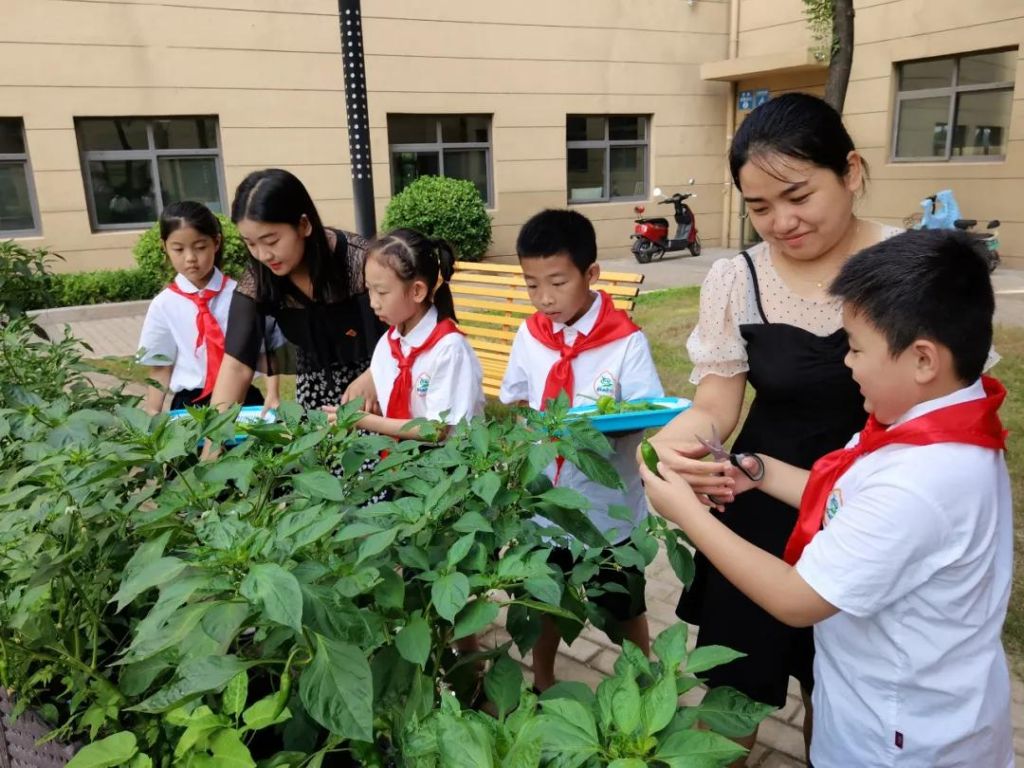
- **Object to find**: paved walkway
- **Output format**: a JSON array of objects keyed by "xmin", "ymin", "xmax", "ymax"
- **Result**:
[{"xmin": 30, "ymin": 250, "xmax": 1024, "ymax": 766}]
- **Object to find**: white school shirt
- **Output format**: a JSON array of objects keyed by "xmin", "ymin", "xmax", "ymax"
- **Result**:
[
  {"xmin": 369, "ymin": 307, "xmax": 485, "ymax": 425},
  {"xmin": 796, "ymin": 380, "xmax": 1013, "ymax": 768},
  {"xmin": 137, "ymin": 269, "xmax": 235, "ymax": 394},
  {"xmin": 499, "ymin": 293, "xmax": 664, "ymax": 543}
]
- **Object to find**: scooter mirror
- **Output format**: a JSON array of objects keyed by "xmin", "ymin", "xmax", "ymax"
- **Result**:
[{"xmin": 653, "ymin": 187, "xmax": 662, "ymax": 197}]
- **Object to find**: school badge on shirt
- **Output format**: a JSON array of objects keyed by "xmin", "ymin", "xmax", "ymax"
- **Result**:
[
  {"xmin": 415, "ymin": 373, "xmax": 431, "ymax": 397},
  {"xmin": 822, "ymin": 488, "xmax": 843, "ymax": 527},
  {"xmin": 593, "ymin": 370, "xmax": 617, "ymax": 397}
]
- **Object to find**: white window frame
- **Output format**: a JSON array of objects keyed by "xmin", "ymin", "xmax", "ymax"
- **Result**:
[
  {"xmin": 387, "ymin": 115, "xmax": 493, "ymax": 207},
  {"xmin": 566, "ymin": 115, "xmax": 649, "ymax": 204},
  {"xmin": 76, "ymin": 116, "xmax": 227, "ymax": 232},
  {"xmin": 0, "ymin": 118, "xmax": 41, "ymax": 237},
  {"xmin": 891, "ymin": 48, "xmax": 1017, "ymax": 163}
]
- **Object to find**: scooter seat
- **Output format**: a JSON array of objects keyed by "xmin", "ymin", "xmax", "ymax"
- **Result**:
[{"xmin": 635, "ymin": 217, "xmax": 669, "ymax": 227}]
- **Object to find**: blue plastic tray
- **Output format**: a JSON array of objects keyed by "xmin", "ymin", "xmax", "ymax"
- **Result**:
[
  {"xmin": 169, "ymin": 405, "xmax": 276, "ymax": 445},
  {"xmin": 567, "ymin": 397, "xmax": 691, "ymax": 433}
]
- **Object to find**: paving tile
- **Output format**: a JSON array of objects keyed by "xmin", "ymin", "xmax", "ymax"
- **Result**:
[
  {"xmin": 777, "ymin": 694, "xmax": 804, "ymax": 725},
  {"xmin": 743, "ymin": 743, "xmax": 773, "ymax": 767},
  {"xmin": 560, "ymin": 636, "xmax": 603, "ymax": 664},
  {"xmin": 757, "ymin": 717, "xmax": 807, "ymax": 762},
  {"xmin": 757, "ymin": 751, "xmax": 806, "ymax": 768}
]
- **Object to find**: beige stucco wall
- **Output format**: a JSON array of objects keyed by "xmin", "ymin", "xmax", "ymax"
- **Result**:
[
  {"xmin": 2, "ymin": 0, "xmax": 731, "ymax": 271},
  {"xmin": 6, "ymin": 0, "xmax": 1023, "ymax": 271},
  {"xmin": 725, "ymin": 0, "xmax": 1024, "ymax": 267},
  {"xmin": 846, "ymin": 1, "xmax": 1024, "ymax": 268}
]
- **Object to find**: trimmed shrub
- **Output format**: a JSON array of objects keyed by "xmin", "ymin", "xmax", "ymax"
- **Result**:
[
  {"xmin": 50, "ymin": 268, "xmax": 162, "ymax": 307},
  {"xmin": 381, "ymin": 176, "xmax": 492, "ymax": 261},
  {"xmin": 133, "ymin": 213, "xmax": 250, "ymax": 282}
]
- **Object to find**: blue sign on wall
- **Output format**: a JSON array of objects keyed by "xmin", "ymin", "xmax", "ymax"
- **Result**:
[
  {"xmin": 753, "ymin": 88, "xmax": 771, "ymax": 107},
  {"xmin": 738, "ymin": 90, "xmax": 754, "ymax": 110}
]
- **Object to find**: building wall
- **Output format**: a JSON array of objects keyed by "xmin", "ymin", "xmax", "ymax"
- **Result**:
[
  {"xmin": 846, "ymin": 0, "xmax": 1024, "ymax": 267},
  {"xmin": 2, "ymin": 0, "xmax": 732, "ymax": 271},
  {"xmin": 730, "ymin": 0, "xmax": 1024, "ymax": 266},
  {"xmin": 363, "ymin": 0, "xmax": 730, "ymax": 263},
  {"xmin": 5, "ymin": 0, "xmax": 1023, "ymax": 271}
]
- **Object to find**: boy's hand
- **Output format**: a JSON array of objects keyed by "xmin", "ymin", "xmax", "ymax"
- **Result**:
[
  {"xmin": 725, "ymin": 455, "xmax": 764, "ymax": 497},
  {"xmin": 639, "ymin": 461, "xmax": 709, "ymax": 528}
]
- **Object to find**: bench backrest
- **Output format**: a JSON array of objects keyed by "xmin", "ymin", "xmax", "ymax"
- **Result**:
[{"xmin": 449, "ymin": 261, "xmax": 645, "ymax": 397}]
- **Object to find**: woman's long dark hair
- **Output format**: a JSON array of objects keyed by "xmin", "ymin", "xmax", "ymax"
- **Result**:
[
  {"xmin": 729, "ymin": 92, "xmax": 867, "ymax": 191},
  {"xmin": 231, "ymin": 168, "xmax": 348, "ymax": 305},
  {"xmin": 367, "ymin": 229, "xmax": 458, "ymax": 322},
  {"xmin": 160, "ymin": 200, "xmax": 223, "ymax": 269}
]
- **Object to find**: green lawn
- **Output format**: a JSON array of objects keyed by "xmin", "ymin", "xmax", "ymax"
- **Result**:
[{"xmin": 91, "ymin": 286, "xmax": 1024, "ymax": 673}]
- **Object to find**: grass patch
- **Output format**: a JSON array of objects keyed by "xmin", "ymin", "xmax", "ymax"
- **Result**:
[{"xmin": 90, "ymin": 286, "xmax": 1024, "ymax": 673}]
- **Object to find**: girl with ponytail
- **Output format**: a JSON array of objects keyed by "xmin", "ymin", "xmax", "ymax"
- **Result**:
[{"xmin": 332, "ymin": 228, "xmax": 484, "ymax": 439}]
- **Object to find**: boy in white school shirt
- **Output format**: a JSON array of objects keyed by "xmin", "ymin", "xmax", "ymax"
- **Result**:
[
  {"xmin": 500, "ymin": 209, "xmax": 664, "ymax": 691},
  {"xmin": 641, "ymin": 229, "xmax": 1012, "ymax": 768}
]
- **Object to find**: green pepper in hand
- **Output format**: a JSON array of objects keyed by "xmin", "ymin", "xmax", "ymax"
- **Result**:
[{"xmin": 641, "ymin": 438, "xmax": 662, "ymax": 478}]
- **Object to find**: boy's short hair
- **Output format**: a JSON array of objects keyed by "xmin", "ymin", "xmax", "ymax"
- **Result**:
[
  {"xmin": 516, "ymin": 209, "xmax": 597, "ymax": 272},
  {"xmin": 829, "ymin": 229, "xmax": 995, "ymax": 383}
]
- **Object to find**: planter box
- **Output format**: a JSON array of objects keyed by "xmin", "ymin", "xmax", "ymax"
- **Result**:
[{"xmin": 0, "ymin": 692, "xmax": 76, "ymax": 768}]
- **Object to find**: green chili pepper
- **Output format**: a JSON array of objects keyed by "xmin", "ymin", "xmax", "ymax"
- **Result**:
[{"xmin": 641, "ymin": 438, "xmax": 662, "ymax": 478}]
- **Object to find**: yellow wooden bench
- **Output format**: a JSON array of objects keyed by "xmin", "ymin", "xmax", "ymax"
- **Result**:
[{"xmin": 449, "ymin": 261, "xmax": 645, "ymax": 397}]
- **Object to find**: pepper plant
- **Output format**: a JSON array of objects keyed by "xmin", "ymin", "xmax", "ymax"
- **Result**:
[{"xmin": 0, "ymin": 307, "xmax": 769, "ymax": 767}]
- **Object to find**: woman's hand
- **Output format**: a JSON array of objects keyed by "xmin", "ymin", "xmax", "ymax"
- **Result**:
[
  {"xmin": 639, "ymin": 439, "xmax": 734, "ymax": 500},
  {"xmin": 342, "ymin": 368, "xmax": 379, "ymax": 414}
]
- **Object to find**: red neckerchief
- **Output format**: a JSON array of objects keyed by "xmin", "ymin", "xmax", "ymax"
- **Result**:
[
  {"xmin": 166, "ymin": 276, "xmax": 226, "ymax": 402},
  {"xmin": 385, "ymin": 317, "xmax": 463, "ymax": 420},
  {"xmin": 525, "ymin": 290, "xmax": 639, "ymax": 410},
  {"xmin": 784, "ymin": 375, "xmax": 1008, "ymax": 565}
]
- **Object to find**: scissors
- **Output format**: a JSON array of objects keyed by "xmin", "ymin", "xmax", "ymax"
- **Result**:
[{"xmin": 694, "ymin": 425, "xmax": 765, "ymax": 505}]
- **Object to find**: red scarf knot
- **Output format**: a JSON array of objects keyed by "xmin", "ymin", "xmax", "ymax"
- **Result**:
[
  {"xmin": 783, "ymin": 375, "xmax": 1008, "ymax": 565},
  {"xmin": 167, "ymin": 277, "xmax": 226, "ymax": 402},
  {"xmin": 385, "ymin": 317, "xmax": 463, "ymax": 420},
  {"xmin": 525, "ymin": 291, "xmax": 639, "ymax": 410}
]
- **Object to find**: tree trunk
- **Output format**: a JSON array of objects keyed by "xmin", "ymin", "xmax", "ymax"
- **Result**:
[{"xmin": 824, "ymin": 0, "xmax": 855, "ymax": 113}]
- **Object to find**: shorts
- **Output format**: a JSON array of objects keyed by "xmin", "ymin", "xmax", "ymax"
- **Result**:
[{"xmin": 548, "ymin": 546, "xmax": 647, "ymax": 627}]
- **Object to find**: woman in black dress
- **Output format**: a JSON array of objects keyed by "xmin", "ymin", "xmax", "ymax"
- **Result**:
[
  {"xmin": 644, "ymin": 94, "xmax": 900, "ymax": 763},
  {"xmin": 210, "ymin": 169, "xmax": 385, "ymax": 411}
]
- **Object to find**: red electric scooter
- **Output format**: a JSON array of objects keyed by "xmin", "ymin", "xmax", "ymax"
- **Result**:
[{"xmin": 631, "ymin": 187, "xmax": 701, "ymax": 263}]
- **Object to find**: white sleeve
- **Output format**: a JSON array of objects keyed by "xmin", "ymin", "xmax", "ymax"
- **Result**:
[
  {"xmin": 498, "ymin": 326, "xmax": 531, "ymax": 405},
  {"xmin": 424, "ymin": 338, "xmax": 483, "ymax": 424},
  {"xmin": 795, "ymin": 470, "xmax": 951, "ymax": 618},
  {"xmin": 686, "ymin": 258, "xmax": 749, "ymax": 384},
  {"xmin": 619, "ymin": 331, "xmax": 665, "ymax": 400},
  {"xmin": 136, "ymin": 295, "xmax": 177, "ymax": 366}
]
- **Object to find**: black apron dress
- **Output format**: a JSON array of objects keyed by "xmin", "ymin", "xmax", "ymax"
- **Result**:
[{"xmin": 676, "ymin": 252, "xmax": 867, "ymax": 708}]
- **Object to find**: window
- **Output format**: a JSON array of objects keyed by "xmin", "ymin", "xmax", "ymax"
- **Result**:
[
  {"xmin": 566, "ymin": 115, "xmax": 648, "ymax": 203},
  {"xmin": 75, "ymin": 117, "xmax": 226, "ymax": 230},
  {"xmin": 0, "ymin": 118, "xmax": 40, "ymax": 235},
  {"xmin": 388, "ymin": 115, "xmax": 492, "ymax": 205},
  {"xmin": 892, "ymin": 49, "xmax": 1016, "ymax": 161}
]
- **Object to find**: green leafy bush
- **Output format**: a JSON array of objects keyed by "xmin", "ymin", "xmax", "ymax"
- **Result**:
[
  {"xmin": 133, "ymin": 213, "xmax": 250, "ymax": 282},
  {"xmin": 0, "ymin": 240, "xmax": 59, "ymax": 321},
  {"xmin": 1, "ymin": 240, "xmax": 161, "ymax": 311},
  {"xmin": 0, "ymin": 254, "xmax": 771, "ymax": 767},
  {"xmin": 381, "ymin": 175, "xmax": 493, "ymax": 261},
  {"xmin": 50, "ymin": 268, "xmax": 163, "ymax": 307}
]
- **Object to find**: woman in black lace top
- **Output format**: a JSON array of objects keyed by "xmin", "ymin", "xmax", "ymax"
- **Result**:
[{"xmin": 211, "ymin": 168, "xmax": 386, "ymax": 412}]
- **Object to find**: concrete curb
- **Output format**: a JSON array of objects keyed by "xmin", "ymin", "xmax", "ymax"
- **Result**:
[{"xmin": 29, "ymin": 300, "xmax": 151, "ymax": 325}]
